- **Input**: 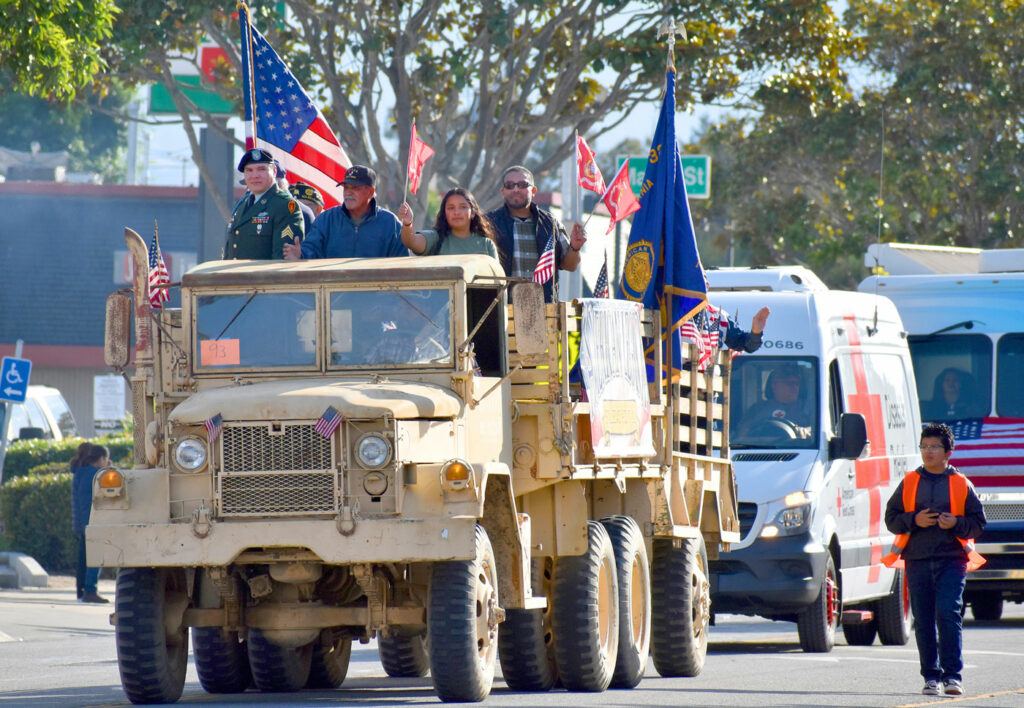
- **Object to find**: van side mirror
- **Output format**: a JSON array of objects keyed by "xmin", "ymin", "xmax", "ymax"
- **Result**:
[
  {"xmin": 510, "ymin": 283, "xmax": 547, "ymax": 357},
  {"xmin": 829, "ymin": 412, "xmax": 868, "ymax": 460},
  {"xmin": 18, "ymin": 426, "xmax": 45, "ymax": 441},
  {"xmin": 105, "ymin": 292, "xmax": 132, "ymax": 368}
]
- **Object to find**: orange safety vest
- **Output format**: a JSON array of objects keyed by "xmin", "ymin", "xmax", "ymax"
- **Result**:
[{"xmin": 882, "ymin": 471, "xmax": 985, "ymax": 571}]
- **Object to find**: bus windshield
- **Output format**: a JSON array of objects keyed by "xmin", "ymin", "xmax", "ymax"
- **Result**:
[{"xmin": 908, "ymin": 334, "xmax": 992, "ymax": 421}]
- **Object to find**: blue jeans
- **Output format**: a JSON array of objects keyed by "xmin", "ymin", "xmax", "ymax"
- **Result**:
[
  {"xmin": 75, "ymin": 532, "xmax": 99, "ymax": 597},
  {"xmin": 905, "ymin": 557, "xmax": 967, "ymax": 682}
]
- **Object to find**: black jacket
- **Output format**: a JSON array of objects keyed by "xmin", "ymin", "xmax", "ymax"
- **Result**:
[
  {"xmin": 486, "ymin": 204, "xmax": 568, "ymax": 302},
  {"xmin": 884, "ymin": 465, "xmax": 986, "ymax": 561}
]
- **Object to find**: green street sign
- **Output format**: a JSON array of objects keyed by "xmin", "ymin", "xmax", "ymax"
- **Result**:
[
  {"xmin": 149, "ymin": 75, "xmax": 234, "ymax": 115},
  {"xmin": 617, "ymin": 154, "xmax": 711, "ymax": 199}
]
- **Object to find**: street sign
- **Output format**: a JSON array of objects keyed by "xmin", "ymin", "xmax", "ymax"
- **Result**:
[
  {"xmin": 617, "ymin": 154, "xmax": 712, "ymax": 199},
  {"xmin": 0, "ymin": 357, "xmax": 32, "ymax": 404}
]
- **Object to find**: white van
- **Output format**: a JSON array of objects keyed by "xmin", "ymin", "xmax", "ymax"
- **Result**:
[
  {"xmin": 859, "ymin": 244, "xmax": 1024, "ymax": 621},
  {"xmin": 2, "ymin": 385, "xmax": 78, "ymax": 444},
  {"xmin": 707, "ymin": 267, "xmax": 920, "ymax": 652}
]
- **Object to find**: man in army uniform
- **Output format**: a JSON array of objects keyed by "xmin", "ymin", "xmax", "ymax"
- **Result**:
[{"xmin": 225, "ymin": 148, "xmax": 304, "ymax": 259}]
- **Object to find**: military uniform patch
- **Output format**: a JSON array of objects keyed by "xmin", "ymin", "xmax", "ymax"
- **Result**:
[
  {"xmin": 281, "ymin": 226, "xmax": 295, "ymax": 241},
  {"xmin": 288, "ymin": 200, "xmax": 297, "ymax": 213}
]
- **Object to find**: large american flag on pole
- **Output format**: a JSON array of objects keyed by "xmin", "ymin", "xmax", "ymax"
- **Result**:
[
  {"xmin": 947, "ymin": 417, "xmax": 1024, "ymax": 486},
  {"xmin": 238, "ymin": 5, "xmax": 350, "ymax": 208}
]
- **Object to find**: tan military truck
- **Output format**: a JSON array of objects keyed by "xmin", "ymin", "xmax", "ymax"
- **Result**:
[{"xmin": 91, "ymin": 228, "xmax": 738, "ymax": 703}]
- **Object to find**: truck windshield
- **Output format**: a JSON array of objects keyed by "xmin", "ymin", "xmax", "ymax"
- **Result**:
[
  {"xmin": 730, "ymin": 356, "xmax": 819, "ymax": 450},
  {"xmin": 195, "ymin": 291, "xmax": 317, "ymax": 369},
  {"xmin": 328, "ymin": 288, "xmax": 452, "ymax": 368},
  {"xmin": 908, "ymin": 334, "xmax": 992, "ymax": 421}
]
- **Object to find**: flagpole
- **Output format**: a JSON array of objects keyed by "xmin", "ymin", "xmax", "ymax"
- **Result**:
[
  {"xmin": 403, "ymin": 121, "xmax": 414, "ymax": 205},
  {"xmin": 238, "ymin": 2, "xmax": 259, "ymax": 149}
]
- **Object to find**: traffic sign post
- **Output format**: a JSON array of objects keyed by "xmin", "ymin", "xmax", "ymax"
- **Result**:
[{"xmin": 617, "ymin": 154, "xmax": 712, "ymax": 199}]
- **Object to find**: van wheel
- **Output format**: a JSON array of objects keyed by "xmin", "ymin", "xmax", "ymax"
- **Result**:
[
  {"xmin": 306, "ymin": 631, "xmax": 352, "ymax": 688},
  {"xmin": 428, "ymin": 524, "xmax": 499, "ymax": 702},
  {"xmin": 842, "ymin": 618, "xmax": 877, "ymax": 646},
  {"xmin": 247, "ymin": 628, "xmax": 313, "ymax": 692},
  {"xmin": 498, "ymin": 558, "xmax": 557, "ymax": 691},
  {"xmin": 650, "ymin": 537, "xmax": 710, "ymax": 677},
  {"xmin": 551, "ymin": 521, "xmax": 619, "ymax": 692},
  {"xmin": 114, "ymin": 567, "xmax": 189, "ymax": 704},
  {"xmin": 798, "ymin": 554, "xmax": 839, "ymax": 652},
  {"xmin": 193, "ymin": 627, "xmax": 251, "ymax": 693},
  {"xmin": 379, "ymin": 632, "xmax": 429, "ymax": 678},
  {"xmin": 601, "ymin": 515, "xmax": 650, "ymax": 688},
  {"xmin": 876, "ymin": 568, "xmax": 912, "ymax": 644},
  {"xmin": 971, "ymin": 591, "xmax": 1004, "ymax": 621}
]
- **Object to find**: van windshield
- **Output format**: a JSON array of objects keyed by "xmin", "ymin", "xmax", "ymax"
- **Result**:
[
  {"xmin": 907, "ymin": 334, "xmax": 992, "ymax": 421},
  {"xmin": 730, "ymin": 357, "xmax": 818, "ymax": 450}
]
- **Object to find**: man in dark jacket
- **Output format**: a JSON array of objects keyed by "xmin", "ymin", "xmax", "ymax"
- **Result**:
[
  {"xmin": 884, "ymin": 423, "xmax": 986, "ymax": 697},
  {"xmin": 486, "ymin": 165, "xmax": 587, "ymax": 301}
]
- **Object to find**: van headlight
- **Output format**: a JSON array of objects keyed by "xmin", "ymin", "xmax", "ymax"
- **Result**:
[
  {"xmin": 174, "ymin": 437, "xmax": 207, "ymax": 471},
  {"xmin": 356, "ymin": 433, "xmax": 392, "ymax": 469}
]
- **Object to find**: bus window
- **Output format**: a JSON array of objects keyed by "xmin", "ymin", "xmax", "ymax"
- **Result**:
[
  {"xmin": 908, "ymin": 334, "xmax": 992, "ymax": 421},
  {"xmin": 996, "ymin": 334, "xmax": 1024, "ymax": 417}
]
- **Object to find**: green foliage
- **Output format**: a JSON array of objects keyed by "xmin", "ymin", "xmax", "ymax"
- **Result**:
[
  {"xmin": 2, "ymin": 435, "xmax": 132, "ymax": 481},
  {"xmin": 0, "ymin": 472, "xmax": 76, "ymax": 574}
]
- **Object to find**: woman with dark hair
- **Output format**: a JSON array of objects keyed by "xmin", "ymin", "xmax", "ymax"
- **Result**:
[
  {"xmin": 923, "ymin": 368, "xmax": 983, "ymax": 420},
  {"xmin": 71, "ymin": 443, "xmax": 110, "ymax": 603},
  {"xmin": 397, "ymin": 188, "xmax": 501, "ymax": 260}
]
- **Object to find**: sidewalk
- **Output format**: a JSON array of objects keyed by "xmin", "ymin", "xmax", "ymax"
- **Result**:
[{"xmin": 0, "ymin": 574, "xmax": 116, "ymax": 604}]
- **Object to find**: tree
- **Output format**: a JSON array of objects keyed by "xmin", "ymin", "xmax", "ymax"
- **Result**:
[{"xmin": 98, "ymin": 0, "xmax": 858, "ymax": 220}]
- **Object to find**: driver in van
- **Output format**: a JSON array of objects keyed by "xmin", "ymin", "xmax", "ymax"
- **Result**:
[
  {"xmin": 924, "ymin": 368, "xmax": 984, "ymax": 420},
  {"xmin": 740, "ymin": 363, "xmax": 813, "ymax": 439}
]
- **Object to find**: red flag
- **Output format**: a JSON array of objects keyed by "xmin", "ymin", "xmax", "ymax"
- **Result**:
[
  {"xmin": 576, "ymin": 135, "xmax": 606, "ymax": 194},
  {"xmin": 601, "ymin": 161, "xmax": 641, "ymax": 234},
  {"xmin": 407, "ymin": 122, "xmax": 435, "ymax": 195}
]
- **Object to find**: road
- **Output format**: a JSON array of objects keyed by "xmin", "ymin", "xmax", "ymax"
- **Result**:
[{"xmin": 2, "ymin": 576, "xmax": 1024, "ymax": 708}]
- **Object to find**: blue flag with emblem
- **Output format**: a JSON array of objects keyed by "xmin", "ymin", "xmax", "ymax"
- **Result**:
[{"xmin": 618, "ymin": 68, "xmax": 707, "ymax": 378}]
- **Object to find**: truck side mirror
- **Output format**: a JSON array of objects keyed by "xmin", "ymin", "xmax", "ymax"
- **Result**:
[
  {"xmin": 510, "ymin": 283, "xmax": 547, "ymax": 357},
  {"xmin": 105, "ymin": 292, "xmax": 132, "ymax": 368},
  {"xmin": 830, "ymin": 412, "xmax": 868, "ymax": 460}
]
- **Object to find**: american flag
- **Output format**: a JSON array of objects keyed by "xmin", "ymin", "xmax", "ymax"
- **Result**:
[
  {"xmin": 679, "ymin": 304, "xmax": 729, "ymax": 372},
  {"xmin": 593, "ymin": 256, "xmax": 610, "ymax": 298},
  {"xmin": 239, "ymin": 7, "xmax": 350, "ymax": 208},
  {"xmin": 204, "ymin": 413, "xmax": 223, "ymax": 443},
  {"xmin": 314, "ymin": 406, "xmax": 344, "ymax": 439},
  {"xmin": 946, "ymin": 417, "xmax": 1024, "ymax": 485},
  {"xmin": 533, "ymin": 232, "xmax": 556, "ymax": 285},
  {"xmin": 148, "ymin": 231, "xmax": 170, "ymax": 309}
]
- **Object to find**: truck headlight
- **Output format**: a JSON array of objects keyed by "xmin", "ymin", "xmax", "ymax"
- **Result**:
[
  {"xmin": 174, "ymin": 437, "xmax": 207, "ymax": 471},
  {"xmin": 356, "ymin": 434, "xmax": 391, "ymax": 469}
]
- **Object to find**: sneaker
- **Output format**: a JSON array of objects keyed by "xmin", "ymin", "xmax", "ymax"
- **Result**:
[
  {"xmin": 80, "ymin": 592, "xmax": 109, "ymax": 604},
  {"xmin": 922, "ymin": 680, "xmax": 941, "ymax": 695},
  {"xmin": 943, "ymin": 679, "xmax": 964, "ymax": 696}
]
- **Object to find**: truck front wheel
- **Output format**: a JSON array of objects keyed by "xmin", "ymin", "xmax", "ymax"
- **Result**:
[
  {"xmin": 247, "ymin": 628, "xmax": 313, "ymax": 692},
  {"xmin": 379, "ymin": 632, "xmax": 429, "ymax": 678},
  {"xmin": 428, "ymin": 524, "xmax": 500, "ymax": 702},
  {"xmin": 192, "ymin": 627, "xmax": 251, "ymax": 693},
  {"xmin": 601, "ymin": 515, "xmax": 650, "ymax": 688},
  {"xmin": 650, "ymin": 537, "xmax": 709, "ymax": 677},
  {"xmin": 115, "ymin": 567, "xmax": 189, "ymax": 704},
  {"xmin": 797, "ymin": 554, "xmax": 839, "ymax": 652}
]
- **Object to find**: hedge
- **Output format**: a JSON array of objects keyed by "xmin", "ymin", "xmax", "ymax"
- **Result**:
[{"xmin": 2, "ymin": 434, "xmax": 133, "ymax": 481}]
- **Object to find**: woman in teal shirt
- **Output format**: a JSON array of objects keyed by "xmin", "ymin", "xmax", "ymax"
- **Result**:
[{"xmin": 398, "ymin": 188, "xmax": 501, "ymax": 260}]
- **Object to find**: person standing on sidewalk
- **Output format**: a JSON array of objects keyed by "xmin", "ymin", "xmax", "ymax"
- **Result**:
[
  {"xmin": 883, "ymin": 423, "xmax": 986, "ymax": 697},
  {"xmin": 70, "ymin": 443, "xmax": 110, "ymax": 604}
]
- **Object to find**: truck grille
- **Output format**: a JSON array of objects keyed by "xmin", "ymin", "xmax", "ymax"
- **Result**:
[{"xmin": 217, "ymin": 423, "xmax": 338, "ymax": 517}]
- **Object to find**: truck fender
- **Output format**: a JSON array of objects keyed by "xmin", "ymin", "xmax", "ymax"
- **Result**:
[{"xmin": 480, "ymin": 464, "xmax": 534, "ymax": 610}]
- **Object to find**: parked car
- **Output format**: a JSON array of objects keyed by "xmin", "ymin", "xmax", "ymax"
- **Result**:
[{"xmin": 2, "ymin": 385, "xmax": 78, "ymax": 443}]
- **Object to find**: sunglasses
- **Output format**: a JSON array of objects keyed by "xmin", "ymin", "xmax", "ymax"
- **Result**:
[{"xmin": 503, "ymin": 180, "xmax": 532, "ymax": 190}]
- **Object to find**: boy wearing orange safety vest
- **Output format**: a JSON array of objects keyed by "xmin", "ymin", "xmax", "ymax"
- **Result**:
[{"xmin": 884, "ymin": 423, "xmax": 986, "ymax": 698}]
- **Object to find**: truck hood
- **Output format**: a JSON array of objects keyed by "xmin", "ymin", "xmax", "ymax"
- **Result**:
[
  {"xmin": 730, "ymin": 450, "xmax": 820, "ymax": 504},
  {"xmin": 169, "ymin": 378, "xmax": 463, "ymax": 423}
]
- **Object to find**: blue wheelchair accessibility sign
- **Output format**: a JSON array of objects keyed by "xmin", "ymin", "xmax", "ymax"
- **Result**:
[{"xmin": 0, "ymin": 357, "xmax": 32, "ymax": 404}]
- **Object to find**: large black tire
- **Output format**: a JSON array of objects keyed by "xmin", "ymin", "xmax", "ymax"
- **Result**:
[
  {"xmin": 797, "ymin": 553, "xmax": 839, "ymax": 652},
  {"xmin": 876, "ymin": 568, "xmax": 912, "ymax": 645},
  {"xmin": 650, "ymin": 537, "xmax": 709, "ymax": 677},
  {"xmin": 601, "ymin": 515, "xmax": 650, "ymax": 689},
  {"xmin": 551, "ymin": 520, "xmax": 619, "ymax": 692},
  {"xmin": 428, "ymin": 524, "xmax": 500, "ymax": 702},
  {"xmin": 247, "ymin": 628, "xmax": 313, "ymax": 692},
  {"xmin": 971, "ymin": 591, "xmax": 1004, "ymax": 621},
  {"xmin": 379, "ymin": 632, "xmax": 430, "ymax": 678},
  {"xmin": 192, "ymin": 627, "xmax": 251, "ymax": 693},
  {"xmin": 306, "ymin": 631, "xmax": 352, "ymax": 688},
  {"xmin": 114, "ymin": 567, "xmax": 189, "ymax": 704},
  {"xmin": 498, "ymin": 557, "xmax": 557, "ymax": 691},
  {"xmin": 842, "ymin": 618, "xmax": 877, "ymax": 646}
]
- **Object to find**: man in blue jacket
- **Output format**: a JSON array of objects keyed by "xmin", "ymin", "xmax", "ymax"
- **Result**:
[{"xmin": 284, "ymin": 165, "xmax": 405, "ymax": 260}]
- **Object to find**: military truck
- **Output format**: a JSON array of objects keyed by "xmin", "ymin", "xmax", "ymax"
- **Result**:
[{"xmin": 90, "ymin": 228, "xmax": 738, "ymax": 703}]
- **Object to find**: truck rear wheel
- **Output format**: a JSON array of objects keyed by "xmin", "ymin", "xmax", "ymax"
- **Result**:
[
  {"xmin": 378, "ymin": 632, "xmax": 429, "ymax": 678},
  {"xmin": 551, "ymin": 520, "xmax": 619, "ymax": 692},
  {"xmin": 428, "ymin": 524, "xmax": 499, "ymax": 702},
  {"xmin": 192, "ymin": 628, "xmax": 251, "ymax": 693},
  {"xmin": 876, "ymin": 568, "xmax": 912, "ymax": 644},
  {"xmin": 971, "ymin": 591, "xmax": 1004, "ymax": 621},
  {"xmin": 247, "ymin": 628, "xmax": 313, "ymax": 692},
  {"xmin": 498, "ymin": 557, "xmax": 557, "ymax": 691},
  {"xmin": 797, "ymin": 554, "xmax": 839, "ymax": 652},
  {"xmin": 114, "ymin": 567, "xmax": 189, "ymax": 704},
  {"xmin": 601, "ymin": 515, "xmax": 650, "ymax": 688},
  {"xmin": 306, "ymin": 631, "xmax": 352, "ymax": 688},
  {"xmin": 650, "ymin": 537, "xmax": 709, "ymax": 677}
]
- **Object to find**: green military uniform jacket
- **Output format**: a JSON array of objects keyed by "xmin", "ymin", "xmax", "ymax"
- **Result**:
[{"xmin": 224, "ymin": 186, "xmax": 304, "ymax": 259}]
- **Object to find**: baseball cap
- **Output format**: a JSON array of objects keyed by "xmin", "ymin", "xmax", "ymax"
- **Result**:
[
  {"xmin": 289, "ymin": 181, "xmax": 324, "ymax": 207},
  {"xmin": 338, "ymin": 165, "xmax": 376, "ymax": 188}
]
